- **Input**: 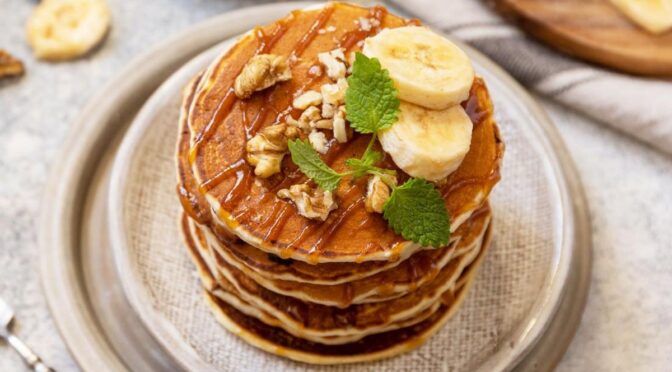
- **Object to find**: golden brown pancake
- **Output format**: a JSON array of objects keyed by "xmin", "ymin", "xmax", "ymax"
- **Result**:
[
  {"xmin": 199, "ymin": 226, "xmax": 491, "ymax": 364},
  {"xmin": 193, "ymin": 205, "xmax": 490, "ymax": 307},
  {"xmin": 184, "ymin": 222, "xmax": 484, "ymax": 338},
  {"xmin": 179, "ymin": 2, "xmax": 504, "ymax": 263}
]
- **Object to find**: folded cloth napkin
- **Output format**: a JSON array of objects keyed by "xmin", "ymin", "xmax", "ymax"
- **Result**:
[{"xmin": 387, "ymin": 0, "xmax": 672, "ymax": 155}]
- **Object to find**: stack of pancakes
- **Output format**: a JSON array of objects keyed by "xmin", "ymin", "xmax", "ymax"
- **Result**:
[{"xmin": 176, "ymin": 3, "xmax": 504, "ymax": 364}]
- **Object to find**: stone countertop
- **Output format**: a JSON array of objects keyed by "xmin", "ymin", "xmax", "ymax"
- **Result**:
[{"xmin": 0, "ymin": 1, "xmax": 671, "ymax": 371}]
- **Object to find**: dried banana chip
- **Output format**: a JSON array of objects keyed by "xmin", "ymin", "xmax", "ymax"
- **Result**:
[{"xmin": 26, "ymin": 0, "xmax": 111, "ymax": 60}]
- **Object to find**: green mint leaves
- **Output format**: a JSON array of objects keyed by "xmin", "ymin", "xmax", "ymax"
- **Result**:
[
  {"xmin": 345, "ymin": 53, "xmax": 400, "ymax": 134},
  {"xmin": 287, "ymin": 139, "xmax": 342, "ymax": 192},
  {"xmin": 345, "ymin": 149, "xmax": 383, "ymax": 178},
  {"xmin": 285, "ymin": 54, "xmax": 451, "ymax": 248},
  {"xmin": 383, "ymin": 179, "xmax": 451, "ymax": 247}
]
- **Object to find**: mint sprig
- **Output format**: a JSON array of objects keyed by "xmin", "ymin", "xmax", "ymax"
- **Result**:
[
  {"xmin": 345, "ymin": 53, "xmax": 400, "ymax": 134},
  {"xmin": 383, "ymin": 179, "xmax": 451, "ymax": 247},
  {"xmin": 287, "ymin": 139, "xmax": 342, "ymax": 192}
]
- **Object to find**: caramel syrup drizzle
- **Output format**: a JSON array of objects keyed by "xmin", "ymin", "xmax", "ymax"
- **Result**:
[{"xmin": 188, "ymin": 22, "xmax": 291, "ymax": 164}]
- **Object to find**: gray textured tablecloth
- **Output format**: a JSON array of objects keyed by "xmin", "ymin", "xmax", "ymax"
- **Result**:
[{"xmin": 0, "ymin": 1, "xmax": 671, "ymax": 371}]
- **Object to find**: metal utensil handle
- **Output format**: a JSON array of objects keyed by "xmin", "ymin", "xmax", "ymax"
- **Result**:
[{"xmin": 7, "ymin": 334, "xmax": 54, "ymax": 372}]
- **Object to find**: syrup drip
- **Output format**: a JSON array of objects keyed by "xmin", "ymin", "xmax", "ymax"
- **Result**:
[
  {"xmin": 221, "ymin": 167, "xmax": 254, "ymax": 209},
  {"xmin": 307, "ymin": 197, "xmax": 365, "ymax": 262},
  {"xmin": 199, "ymin": 159, "xmax": 246, "ymax": 192},
  {"xmin": 263, "ymin": 204, "xmax": 293, "ymax": 242},
  {"xmin": 290, "ymin": 6, "xmax": 336, "ymax": 60},
  {"xmin": 189, "ymin": 22, "xmax": 291, "ymax": 164}
]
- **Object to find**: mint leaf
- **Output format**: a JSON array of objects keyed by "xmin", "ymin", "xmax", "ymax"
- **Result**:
[
  {"xmin": 287, "ymin": 140, "xmax": 342, "ymax": 192},
  {"xmin": 345, "ymin": 149, "xmax": 383, "ymax": 178},
  {"xmin": 345, "ymin": 53, "xmax": 400, "ymax": 134},
  {"xmin": 383, "ymin": 178, "xmax": 450, "ymax": 248}
]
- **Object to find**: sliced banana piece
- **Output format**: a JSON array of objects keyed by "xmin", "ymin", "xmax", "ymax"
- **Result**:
[
  {"xmin": 378, "ymin": 102, "xmax": 472, "ymax": 182},
  {"xmin": 609, "ymin": 0, "xmax": 672, "ymax": 34},
  {"xmin": 26, "ymin": 0, "xmax": 111, "ymax": 60},
  {"xmin": 363, "ymin": 26, "xmax": 474, "ymax": 110}
]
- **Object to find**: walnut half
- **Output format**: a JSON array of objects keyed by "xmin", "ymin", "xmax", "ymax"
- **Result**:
[
  {"xmin": 277, "ymin": 184, "xmax": 338, "ymax": 221},
  {"xmin": 234, "ymin": 54, "xmax": 291, "ymax": 99},
  {"xmin": 246, "ymin": 123, "xmax": 300, "ymax": 178},
  {"xmin": 365, "ymin": 175, "xmax": 393, "ymax": 214}
]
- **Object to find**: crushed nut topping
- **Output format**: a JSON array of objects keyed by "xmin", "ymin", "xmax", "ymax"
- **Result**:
[
  {"xmin": 318, "ymin": 48, "xmax": 347, "ymax": 80},
  {"xmin": 333, "ymin": 106, "xmax": 348, "ymax": 143},
  {"xmin": 308, "ymin": 130, "xmax": 328, "ymax": 154},
  {"xmin": 297, "ymin": 106, "xmax": 321, "ymax": 130},
  {"xmin": 246, "ymin": 123, "xmax": 300, "ymax": 178},
  {"xmin": 293, "ymin": 90, "xmax": 322, "ymax": 110},
  {"xmin": 365, "ymin": 175, "xmax": 393, "ymax": 213},
  {"xmin": 277, "ymin": 184, "xmax": 337, "ymax": 221},
  {"xmin": 314, "ymin": 119, "xmax": 333, "ymax": 130},
  {"xmin": 321, "ymin": 102, "xmax": 335, "ymax": 119},
  {"xmin": 321, "ymin": 77, "xmax": 348, "ymax": 106},
  {"xmin": 234, "ymin": 54, "xmax": 291, "ymax": 99},
  {"xmin": 0, "ymin": 50, "xmax": 25, "ymax": 79}
]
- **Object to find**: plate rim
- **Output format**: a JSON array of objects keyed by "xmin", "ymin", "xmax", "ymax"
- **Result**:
[{"xmin": 39, "ymin": 2, "xmax": 592, "ymax": 371}]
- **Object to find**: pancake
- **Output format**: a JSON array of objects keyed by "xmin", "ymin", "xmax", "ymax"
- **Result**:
[
  {"xmin": 182, "ymin": 213, "xmax": 466, "ymax": 345},
  {"xmin": 193, "ymin": 205, "xmax": 491, "ymax": 307},
  {"xmin": 179, "ymin": 2, "xmax": 504, "ymax": 263},
  {"xmin": 187, "ymin": 223, "xmax": 484, "ymax": 339},
  {"xmin": 200, "ymin": 225, "xmax": 492, "ymax": 364}
]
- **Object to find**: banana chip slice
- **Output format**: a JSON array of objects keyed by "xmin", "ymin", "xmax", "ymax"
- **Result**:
[{"xmin": 26, "ymin": 0, "xmax": 111, "ymax": 60}]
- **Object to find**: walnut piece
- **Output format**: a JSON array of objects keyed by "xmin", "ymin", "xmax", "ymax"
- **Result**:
[
  {"xmin": 333, "ymin": 105, "xmax": 348, "ymax": 143},
  {"xmin": 234, "ymin": 54, "xmax": 291, "ymax": 99},
  {"xmin": 293, "ymin": 90, "xmax": 322, "ymax": 110},
  {"xmin": 365, "ymin": 175, "xmax": 393, "ymax": 213},
  {"xmin": 308, "ymin": 130, "xmax": 328, "ymax": 154},
  {"xmin": 277, "ymin": 184, "xmax": 338, "ymax": 221},
  {"xmin": 0, "ymin": 50, "xmax": 25, "ymax": 79},
  {"xmin": 246, "ymin": 123, "xmax": 300, "ymax": 178},
  {"xmin": 318, "ymin": 48, "xmax": 346, "ymax": 80}
]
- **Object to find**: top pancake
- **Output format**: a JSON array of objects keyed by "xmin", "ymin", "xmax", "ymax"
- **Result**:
[{"xmin": 181, "ymin": 2, "xmax": 504, "ymax": 263}]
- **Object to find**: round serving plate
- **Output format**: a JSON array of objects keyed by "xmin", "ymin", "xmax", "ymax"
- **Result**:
[{"xmin": 39, "ymin": 2, "xmax": 591, "ymax": 371}]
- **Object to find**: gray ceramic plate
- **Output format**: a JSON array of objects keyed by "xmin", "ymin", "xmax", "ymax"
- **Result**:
[{"xmin": 39, "ymin": 2, "xmax": 591, "ymax": 371}]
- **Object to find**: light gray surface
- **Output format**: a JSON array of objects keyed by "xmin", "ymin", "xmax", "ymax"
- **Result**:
[{"xmin": 0, "ymin": 1, "xmax": 670, "ymax": 372}]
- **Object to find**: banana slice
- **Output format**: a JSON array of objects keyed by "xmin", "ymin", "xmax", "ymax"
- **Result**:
[
  {"xmin": 378, "ymin": 102, "xmax": 472, "ymax": 182},
  {"xmin": 609, "ymin": 0, "xmax": 672, "ymax": 34},
  {"xmin": 363, "ymin": 26, "xmax": 474, "ymax": 110},
  {"xmin": 26, "ymin": 0, "xmax": 111, "ymax": 60}
]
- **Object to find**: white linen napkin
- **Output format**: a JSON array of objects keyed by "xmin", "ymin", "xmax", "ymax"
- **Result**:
[{"xmin": 387, "ymin": 0, "xmax": 672, "ymax": 155}]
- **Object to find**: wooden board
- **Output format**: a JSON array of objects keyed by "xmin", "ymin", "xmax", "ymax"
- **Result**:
[{"xmin": 495, "ymin": 0, "xmax": 672, "ymax": 76}]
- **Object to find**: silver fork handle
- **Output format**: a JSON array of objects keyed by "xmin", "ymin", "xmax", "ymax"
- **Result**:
[{"xmin": 7, "ymin": 334, "xmax": 54, "ymax": 372}]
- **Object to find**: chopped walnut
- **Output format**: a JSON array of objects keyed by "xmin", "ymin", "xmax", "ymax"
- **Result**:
[
  {"xmin": 318, "ymin": 48, "xmax": 346, "ymax": 80},
  {"xmin": 365, "ymin": 175, "xmax": 393, "ymax": 213},
  {"xmin": 278, "ymin": 184, "xmax": 338, "ymax": 221},
  {"xmin": 246, "ymin": 123, "xmax": 300, "ymax": 178},
  {"xmin": 234, "ymin": 54, "xmax": 291, "ymax": 99},
  {"xmin": 322, "ymin": 103, "xmax": 335, "ymax": 119},
  {"xmin": 314, "ymin": 119, "xmax": 333, "ymax": 130},
  {"xmin": 295, "ymin": 106, "xmax": 321, "ymax": 131},
  {"xmin": 293, "ymin": 90, "xmax": 322, "ymax": 110},
  {"xmin": 333, "ymin": 106, "xmax": 348, "ymax": 143},
  {"xmin": 308, "ymin": 130, "xmax": 328, "ymax": 154},
  {"xmin": 0, "ymin": 50, "xmax": 25, "ymax": 79},
  {"xmin": 347, "ymin": 52, "xmax": 356, "ymax": 74},
  {"xmin": 321, "ymin": 78, "xmax": 348, "ymax": 106}
]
